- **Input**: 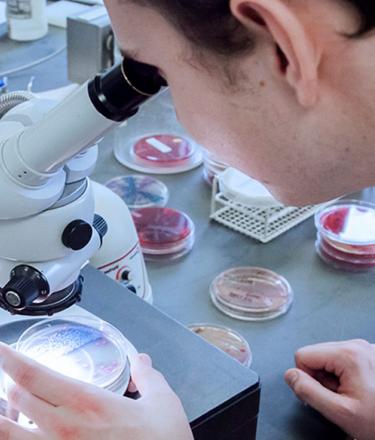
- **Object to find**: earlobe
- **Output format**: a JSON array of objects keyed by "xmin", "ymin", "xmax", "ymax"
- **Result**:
[{"xmin": 230, "ymin": 0, "xmax": 321, "ymax": 107}]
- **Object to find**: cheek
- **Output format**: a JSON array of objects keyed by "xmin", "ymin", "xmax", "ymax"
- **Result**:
[
  {"xmin": 169, "ymin": 83, "xmax": 234, "ymax": 152},
  {"xmin": 167, "ymin": 72, "xmax": 295, "ymax": 186},
  {"xmin": 170, "ymin": 88, "xmax": 264, "ymax": 176}
]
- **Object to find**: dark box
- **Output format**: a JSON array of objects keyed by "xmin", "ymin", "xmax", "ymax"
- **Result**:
[{"xmin": 0, "ymin": 266, "xmax": 261, "ymax": 439}]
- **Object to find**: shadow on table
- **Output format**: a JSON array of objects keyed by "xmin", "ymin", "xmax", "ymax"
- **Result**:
[{"xmin": 286, "ymin": 401, "xmax": 347, "ymax": 440}]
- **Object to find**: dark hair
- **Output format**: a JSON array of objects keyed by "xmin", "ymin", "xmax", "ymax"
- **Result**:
[{"xmin": 132, "ymin": 1, "xmax": 375, "ymax": 55}]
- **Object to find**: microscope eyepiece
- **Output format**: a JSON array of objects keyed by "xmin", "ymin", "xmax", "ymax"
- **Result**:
[{"xmin": 88, "ymin": 58, "xmax": 167, "ymax": 122}]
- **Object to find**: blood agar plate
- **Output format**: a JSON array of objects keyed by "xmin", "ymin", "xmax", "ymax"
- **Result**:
[
  {"xmin": 210, "ymin": 267, "xmax": 293, "ymax": 321},
  {"xmin": 316, "ymin": 236, "xmax": 375, "ymax": 272},
  {"xmin": 315, "ymin": 200, "xmax": 375, "ymax": 247},
  {"xmin": 315, "ymin": 200, "xmax": 375, "ymax": 271},
  {"xmin": 189, "ymin": 323, "xmax": 252, "ymax": 367},
  {"xmin": 114, "ymin": 133, "xmax": 203, "ymax": 175},
  {"xmin": 16, "ymin": 316, "xmax": 136, "ymax": 394},
  {"xmin": 131, "ymin": 207, "xmax": 195, "ymax": 261},
  {"xmin": 105, "ymin": 175, "xmax": 169, "ymax": 210}
]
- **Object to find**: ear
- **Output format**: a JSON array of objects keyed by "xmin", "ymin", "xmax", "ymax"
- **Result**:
[{"xmin": 230, "ymin": 0, "xmax": 321, "ymax": 107}]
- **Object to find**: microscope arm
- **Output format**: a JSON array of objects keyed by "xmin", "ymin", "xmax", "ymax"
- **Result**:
[{"xmin": 0, "ymin": 59, "xmax": 165, "ymax": 209}]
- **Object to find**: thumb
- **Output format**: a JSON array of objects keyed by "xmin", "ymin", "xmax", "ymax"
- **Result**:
[
  {"xmin": 130, "ymin": 353, "xmax": 173, "ymax": 399},
  {"xmin": 285, "ymin": 368, "xmax": 356, "ymax": 429}
]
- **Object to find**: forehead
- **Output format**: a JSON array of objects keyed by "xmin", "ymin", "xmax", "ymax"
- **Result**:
[{"xmin": 105, "ymin": 1, "xmax": 185, "ymax": 62}]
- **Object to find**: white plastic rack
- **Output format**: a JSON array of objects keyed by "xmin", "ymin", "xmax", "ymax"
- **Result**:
[{"xmin": 210, "ymin": 176, "xmax": 321, "ymax": 243}]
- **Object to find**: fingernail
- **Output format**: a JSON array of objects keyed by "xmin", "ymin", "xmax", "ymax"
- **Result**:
[
  {"xmin": 138, "ymin": 354, "xmax": 152, "ymax": 367},
  {"xmin": 285, "ymin": 370, "xmax": 299, "ymax": 388}
]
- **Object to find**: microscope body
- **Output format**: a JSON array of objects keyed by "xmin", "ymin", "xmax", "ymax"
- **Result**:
[{"xmin": 0, "ymin": 59, "xmax": 163, "ymax": 314}]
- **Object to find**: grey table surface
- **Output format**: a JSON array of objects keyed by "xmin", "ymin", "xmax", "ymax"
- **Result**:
[{"xmin": 1, "ymin": 22, "xmax": 375, "ymax": 440}]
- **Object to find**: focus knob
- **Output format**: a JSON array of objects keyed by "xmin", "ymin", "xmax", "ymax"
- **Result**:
[
  {"xmin": 2, "ymin": 265, "xmax": 49, "ymax": 309},
  {"xmin": 93, "ymin": 214, "xmax": 108, "ymax": 245},
  {"xmin": 62, "ymin": 220, "xmax": 93, "ymax": 251}
]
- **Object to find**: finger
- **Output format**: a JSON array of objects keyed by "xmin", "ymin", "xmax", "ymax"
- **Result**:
[
  {"xmin": 0, "ymin": 415, "xmax": 39, "ymax": 440},
  {"xmin": 285, "ymin": 368, "xmax": 356, "ymax": 429},
  {"xmin": 0, "ymin": 343, "xmax": 84, "ymax": 406},
  {"xmin": 7, "ymin": 385, "xmax": 57, "ymax": 432},
  {"xmin": 130, "ymin": 354, "xmax": 173, "ymax": 399},
  {"xmin": 313, "ymin": 371, "xmax": 340, "ymax": 393},
  {"xmin": 294, "ymin": 341, "xmax": 367, "ymax": 377}
]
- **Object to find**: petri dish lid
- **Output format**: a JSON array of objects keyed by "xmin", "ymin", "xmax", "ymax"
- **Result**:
[
  {"xmin": 315, "ymin": 239, "xmax": 375, "ymax": 272},
  {"xmin": 203, "ymin": 150, "xmax": 229, "ymax": 169},
  {"xmin": 323, "ymin": 234, "xmax": 375, "ymax": 256},
  {"xmin": 315, "ymin": 200, "xmax": 375, "ymax": 246},
  {"xmin": 16, "ymin": 316, "xmax": 137, "ymax": 392},
  {"xmin": 114, "ymin": 133, "xmax": 203, "ymax": 175},
  {"xmin": 105, "ymin": 175, "xmax": 169, "ymax": 209},
  {"xmin": 131, "ymin": 207, "xmax": 195, "ymax": 254},
  {"xmin": 188, "ymin": 323, "xmax": 252, "ymax": 368},
  {"xmin": 210, "ymin": 267, "xmax": 293, "ymax": 321},
  {"xmin": 318, "ymin": 234, "xmax": 375, "ymax": 264}
]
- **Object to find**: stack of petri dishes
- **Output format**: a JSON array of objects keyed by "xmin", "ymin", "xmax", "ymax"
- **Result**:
[
  {"xmin": 210, "ymin": 267, "xmax": 293, "ymax": 321},
  {"xmin": 188, "ymin": 323, "xmax": 252, "ymax": 368},
  {"xmin": 315, "ymin": 200, "xmax": 375, "ymax": 272},
  {"xmin": 131, "ymin": 207, "xmax": 195, "ymax": 261},
  {"xmin": 203, "ymin": 149, "xmax": 229, "ymax": 185},
  {"xmin": 105, "ymin": 175, "xmax": 169, "ymax": 210},
  {"xmin": 115, "ymin": 133, "xmax": 203, "ymax": 174}
]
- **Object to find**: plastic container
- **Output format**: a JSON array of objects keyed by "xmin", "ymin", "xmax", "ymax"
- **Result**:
[
  {"xmin": 314, "ymin": 200, "xmax": 375, "ymax": 271},
  {"xmin": 131, "ymin": 207, "xmax": 195, "ymax": 261},
  {"xmin": 210, "ymin": 267, "xmax": 293, "ymax": 321},
  {"xmin": 115, "ymin": 133, "xmax": 203, "ymax": 175},
  {"xmin": 105, "ymin": 175, "xmax": 169, "ymax": 210},
  {"xmin": 203, "ymin": 150, "xmax": 229, "ymax": 185},
  {"xmin": 16, "ymin": 316, "xmax": 136, "ymax": 394},
  {"xmin": 188, "ymin": 323, "xmax": 252, "ymax": 367},
  {"xmin": 218, "ymin": 168, "xmax": 279, "ymax": 207},
  {"xmin": 6, "ymin": 0, "xmax": 48, "ymax": 41}
]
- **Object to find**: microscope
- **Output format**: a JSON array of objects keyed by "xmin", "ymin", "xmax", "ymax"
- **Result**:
[
  {"xmin": 0, "ymin": 58, "xmax": 261, "ymax": 439},
  {"xmin": 0, "ymin": 58, "xmax": 165, "ymax": 316}
]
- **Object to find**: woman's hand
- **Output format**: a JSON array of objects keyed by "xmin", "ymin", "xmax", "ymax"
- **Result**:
[
  {"xmin": 285, "ymin": 339, "xmax": 375, "ymax": 440},
  {"xmin": 0, "ymin": 342, "xmax": 193, "ymax": 440}
]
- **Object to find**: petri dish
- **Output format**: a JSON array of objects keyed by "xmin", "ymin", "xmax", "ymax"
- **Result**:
[
  {"xmin": 203, "ymin": 150, "xmax": 229, "ymax": 185},
  {"xmin": 133, "ymin": 134, "xmax": 195, "ymax": 166},
  {"xmin": 188, "ymin": 323, "xmax": 252, "ymax": 368},
  {"xmin": 318, "ymin": 235, "xmax": 375, "ymax": 264},
  {"xmin": 131, "ymin": 207, "xmax": 195, "ymax": 261},
  {"xmin": 16, "ymin": 316, "xmax": 136, "ymax": 395},
  {"xmin": 105, "ymin": 175, "xmax": 169, "ymax": 210},
  {"xmin": 323, "ymin": 235, "xmax": 375, "ymax": 256},
  {"xmin": 210, "ymin": 267, "xmax": 293, "ymax": 321},
  {"xmin": 316, "ymin": 239, "xmax": 375, "ymax": 272},
  {"xmin": 315, "ymin": 200, "xmax": 375, "ymax": 248},
  {"xmin": 114, "ymin": 133, "xmax": 203, "ymax": 175}
]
